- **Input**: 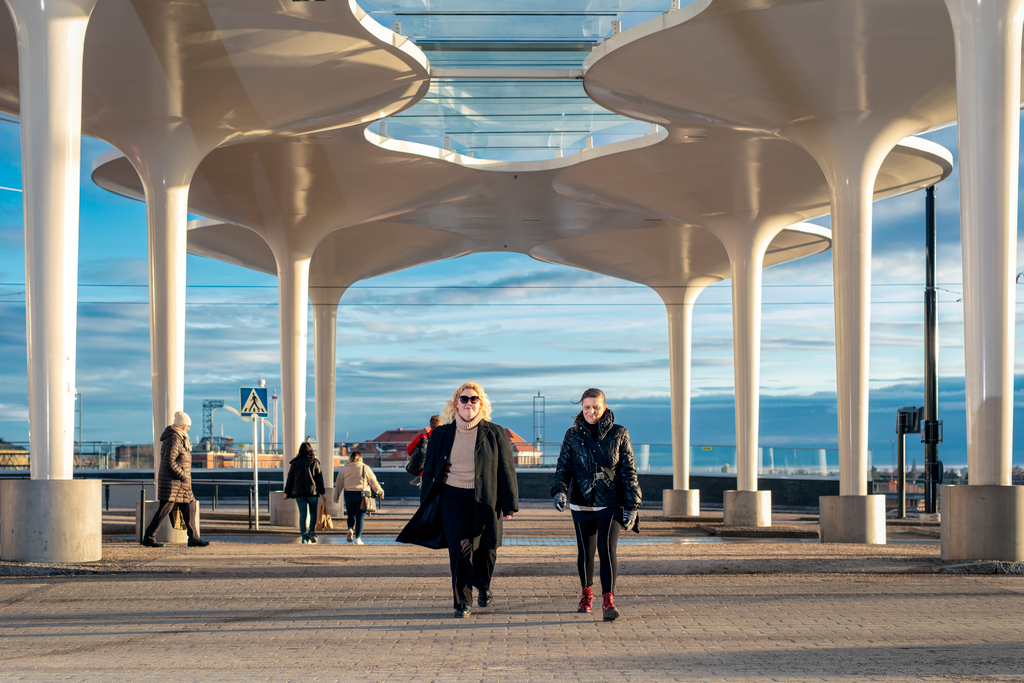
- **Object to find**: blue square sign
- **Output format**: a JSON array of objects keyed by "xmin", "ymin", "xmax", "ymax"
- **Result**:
[{"xmin": 240, "ymin": 387, "xmax": 269, "ymax": 417}]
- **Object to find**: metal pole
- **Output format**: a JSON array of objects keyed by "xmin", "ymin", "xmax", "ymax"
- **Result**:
[
  {"xmin": 252, "ymin": 417, "xmax": 260, "ymax": 531},
  {"xmin": 923, "ymin": 186, "xmax": 941, "ymax": 514},
  {"xmin": 896, "ymin": 426, "xmax": 906, "ymax": 519}
]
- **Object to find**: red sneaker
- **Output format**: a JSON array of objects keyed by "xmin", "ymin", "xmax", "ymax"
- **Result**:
[
  {"xmin": 578, "ymin": 586, "xmax": 594, "ymax": 612},
  {"xmin": 602, "ymin": 592, "xmax": 619, "ymax": 621}
]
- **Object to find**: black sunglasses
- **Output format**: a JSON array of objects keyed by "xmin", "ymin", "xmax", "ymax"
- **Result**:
[{"xmin": 458, "ymin": 395, "xmax": 480, "ymax": 405}]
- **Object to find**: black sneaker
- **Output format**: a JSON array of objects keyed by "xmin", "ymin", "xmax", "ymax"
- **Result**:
[
  {"xmin": 477, "ymin": 589, "xmax": 493, "ymax": 608},
  {"xmin": 141, "ymin": 538, "xmax": 164, "ymax": 548},
  {"xmin": 187, "ymin": 538, "xmax": 210, "ymax": 548},
  {"xmin": 453, "ymin": 605, "xmax": 472, "ymax": 618},
  {"xmin": 308, "ymin": 535, "xmax": 318, "ymax": 544}
]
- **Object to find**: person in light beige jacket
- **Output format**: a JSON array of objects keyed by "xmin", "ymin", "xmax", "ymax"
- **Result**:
[{"xmin": 333, "ymin": 451, "xmax": 384, "ymax": 544}]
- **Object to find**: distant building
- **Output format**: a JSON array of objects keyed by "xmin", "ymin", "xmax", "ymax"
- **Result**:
[
  {"xmin": 357, "ymin": 426, "xmax": 541, "ymax": 467},
  {"xmin": 0, "ymin": 439, "xmax": 28, "ymax": 469}
]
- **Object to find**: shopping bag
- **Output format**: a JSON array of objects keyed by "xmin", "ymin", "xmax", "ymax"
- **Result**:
[
  {"xmin": 315, "ymin": 503, "xmax": 334, "ymax": 531},
  {"xmin": 170, "ymin": 505, "xmax": 186, "ymax": 531}
]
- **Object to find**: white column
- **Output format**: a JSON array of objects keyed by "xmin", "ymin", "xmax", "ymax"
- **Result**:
[
  {"xmin": 278, "ymin": 254, "xmax": 312, "ymax": 482},
  {"xmin": 312, "ymin": 292, "xmax": 343, "ymax": 483},
  {"xmin": 800, "ymin": 134, "xmax": 891, "ymax": 498},
  {"xmin": 938, "ymin": 0, "xmax": 1024, "ymax": 561},
  {"xmin": 943, "ymin": 0, "xmax": 1023, "ymax": 486},
  {"xmin": 657, "ymin": 281, "xmax": 707, "ymax": 518},
  {"xmin": 7, "ymin": 0, "xmax": 98, "ymax": 479},
  {"xmin": 139, "ymin": 163, "xmax": 196, "ymax": 446},
  {"xmin": 718, "ymin": 226, "xmax": 780, "ymax": 493},
  {"xmin": 658, "ymin": 283, "xmax": 707, "ymax": 491},
  {"xmin": 787, "ymin": 127, "xmax": 895, "ymax": 544}
]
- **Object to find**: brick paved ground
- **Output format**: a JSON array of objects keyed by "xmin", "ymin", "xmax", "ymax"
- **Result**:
[{"xmin": 1, "ymin": 505, "xmax": 1021, "ymax": 682}]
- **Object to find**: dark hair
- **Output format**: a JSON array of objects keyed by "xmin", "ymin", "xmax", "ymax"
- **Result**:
[
  {"xmin": 429, "ymin": 414, "xmax": 442, "ymax": 428},
  {"xmin": 298, "ymin": 442, "xmax": 315, "ymax": 459},
  {"xmin": 571, "ymin": 388, "xmax": 611, "ymax": 432},
  {"xmin": 571, "ymin": 388, "xmax": 606, "ymax": 406},
  {"xmin": 348, "ymin": 450, "xmax": 363, "ymax": 463}
]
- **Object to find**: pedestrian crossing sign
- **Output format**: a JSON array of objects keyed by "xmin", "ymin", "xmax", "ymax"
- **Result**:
[{"xmin": 240, "ymin": 386, "xmax": 269, "ymax": 417}]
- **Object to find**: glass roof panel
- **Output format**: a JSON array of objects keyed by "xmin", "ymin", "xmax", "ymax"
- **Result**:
[{"xmin": 358, "ymin": 0, "xmax": 694, "ymax": 160}]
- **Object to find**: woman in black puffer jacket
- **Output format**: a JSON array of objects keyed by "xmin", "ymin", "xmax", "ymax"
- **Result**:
[
  {"xmin": 284, "ymin": 442, "xmax": 327, "ymax": 544},
  {"xmin": 550, "ymin": 388, "xmax": 641, "ymax": 621}
]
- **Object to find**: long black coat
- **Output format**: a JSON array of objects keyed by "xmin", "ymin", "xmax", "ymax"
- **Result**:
[{"xmin": 397, "ymin": 420, "xmax": 519, "ymax": 550}]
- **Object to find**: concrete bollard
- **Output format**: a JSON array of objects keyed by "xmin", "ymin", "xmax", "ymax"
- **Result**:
[{"xmin": 1, "ymin": 479, "xmax": 103, "ymax": 562}]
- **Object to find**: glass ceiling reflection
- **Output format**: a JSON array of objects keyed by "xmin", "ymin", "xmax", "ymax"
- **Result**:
[{"xmin": 358, "ymin": 0, "xmax": 694, "ymax": 161}]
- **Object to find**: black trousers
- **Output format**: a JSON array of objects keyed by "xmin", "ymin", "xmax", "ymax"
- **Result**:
[
  {"xmin": 440, "ymin": 485, "xmax": 497, "ymax": 608},
  {"xmin": 143, "ymin": 499, "xmax": 199, "ymax": 542},
  {"xmin": 572, "ymin": 509, "xmax": 621, "ymax": 595}
]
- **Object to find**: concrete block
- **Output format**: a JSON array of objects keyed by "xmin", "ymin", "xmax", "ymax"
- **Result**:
[
  {"xmin": 323, "ymin": 487, "xmax": 344, "ymax": 517},
  {"xmin": 269, "ymin": 491, "xmax": 299, "ymax": 527},
  {"xmin": 941, "ymin": 484, "xmax": 1024, "ymax": 561},
  {"xmin": 663, "ymin": 489, "xmax": 700, "ymax": 517},
  {"xmin": 0, "ymin": 479, "xmax": 102, "ymax": 562},
  {"xmin": 819, "ymin": 494, "xmax": 886, "ymax": 544},
  {"xmin": 107, "ymin": 482, "xmax": 155, "ymax": 509},
  {"xmin": 723, "ymin": 490, "xmax": 771, "ymax": 527},
  {"xmin": 135, "ymin": 501, "xmax": 199, "ymax": 544}
]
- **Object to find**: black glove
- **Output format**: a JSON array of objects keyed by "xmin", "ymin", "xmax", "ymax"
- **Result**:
[
  {"xmin": 621, "ymin": 509, "xmax": 638, "ymax": 529},
  {"xmin": 553, "ymin": 492, "xmax": 567, "ymax": 512}
]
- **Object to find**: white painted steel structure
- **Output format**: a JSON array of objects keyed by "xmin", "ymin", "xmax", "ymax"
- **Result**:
[
  {"xmin": 3, "ymin": 0, "xmax": 1021, "ymax": 560},
  {"xmin": 93, "ymin": 127, "xmax": 950, "ymax": 532},
  {"xmin": 581, "ymin": 0, "xmax": 1024, "ymax": 550}
]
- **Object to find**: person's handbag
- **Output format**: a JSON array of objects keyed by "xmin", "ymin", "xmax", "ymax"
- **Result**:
[
  {"xmin": 359, "ymin": 464, "xmax": 377, "ymax": 512},
  {"xmin": 169, "ymin": 505, "xmax": 186, "ymax": 531},
  {"xmin": 315, "ymin": 503, "xmax": 333, "ymax": 531}
]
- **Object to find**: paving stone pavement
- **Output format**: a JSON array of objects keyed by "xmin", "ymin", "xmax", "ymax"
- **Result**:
[{"xmin": 1, "ymin": 507, "xmax": 1023, "ymax": 682}]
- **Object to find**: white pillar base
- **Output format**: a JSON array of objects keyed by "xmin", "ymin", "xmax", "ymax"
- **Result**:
[
  {"xmin": 269, "ymin": 491, "xmax": 300, "ymax": 528},
  {"xmin": 0, "ymin": 479, "xmax": 102, "ymax": 562},
  {"xmin": 663, "ymin": 489, "xmax": 700, "ymax": 517},
  {"xmin": 941, "ymin": 485, "xmax": 1024, "ymax": 561},
  {"xmin": 723, "ymin": 490, "xmax": 771, "ymax": 527},
  {"xmin": 134, "ymin": 501, "xmax": 200, "ymax": 544},
  {"xmin": 819, "ymin": 494, "xmax": 886, "ymax": 544}
]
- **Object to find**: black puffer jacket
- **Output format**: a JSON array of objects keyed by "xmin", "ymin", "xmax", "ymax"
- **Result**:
[
  {"xmin": 284, "ymin": 454, "xmax": 326, "ymax": 499},
  {"xmin": 550, "ymin": 410, "xmax": 642, "ymax": 510}
]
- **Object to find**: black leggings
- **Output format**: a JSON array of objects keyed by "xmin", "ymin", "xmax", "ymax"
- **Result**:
[{"xmin": 572, "ymin": 511, "xmax": 621, "ymax": 595}]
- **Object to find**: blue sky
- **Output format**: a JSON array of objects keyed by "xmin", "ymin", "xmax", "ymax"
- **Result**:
[{"xmin": 1, "ymin": 114, "xmax": 1023, "ymax": 471}]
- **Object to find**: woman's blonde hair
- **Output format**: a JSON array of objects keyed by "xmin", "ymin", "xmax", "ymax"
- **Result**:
[{"xmin": 440, "ymin": 381, "xmax": 493, "ymax": 424}]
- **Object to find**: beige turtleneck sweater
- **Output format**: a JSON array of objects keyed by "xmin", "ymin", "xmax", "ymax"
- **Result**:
[{"xmin": 447, "ymin": 413, "xmax": 482, "ymax": 489}]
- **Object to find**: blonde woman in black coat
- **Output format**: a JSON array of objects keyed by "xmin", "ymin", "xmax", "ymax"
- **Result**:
[
  {"xmin": 398, "ymin": 381, "xmax": 519, "ymax": 618},
  {"xmin": 550, "ymin": 388, "xmax": 641, "ymax": 621}
]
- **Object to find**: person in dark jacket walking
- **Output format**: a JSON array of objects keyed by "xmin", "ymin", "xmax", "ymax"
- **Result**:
[
  {"xmin": 141, "ymin": 411, "xmax": 209, "ymax": 548},
  {"xmin": 284, "ymin": 441, "xmax": 327, "ymax": 544},
  {"xmin": 397, "ymin": 381, "xmax": 519, "ymax": 618},
  {"xmin": 405, "ymin": 414, "xmax": 442, "ymax": 485},
  {"xmin": 550, "ymin": 388, "xmax": 641, "ymax": 620}
]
